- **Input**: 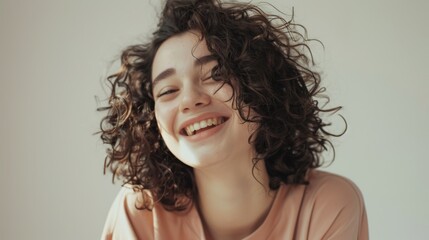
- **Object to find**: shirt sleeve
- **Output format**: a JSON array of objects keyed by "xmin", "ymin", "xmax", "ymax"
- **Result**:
[
  {"xmin": 303, "ymin": 172, "xmax": 369, "ymax": 240},
  {"xmin": 100, "ymin": 187, "xmax": 154, "ymax": 240}
]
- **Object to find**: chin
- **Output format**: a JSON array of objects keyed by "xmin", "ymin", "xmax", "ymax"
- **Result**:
[{"xmin": 175, "ymin": 144, "xmax": 225, "ymax": 169}]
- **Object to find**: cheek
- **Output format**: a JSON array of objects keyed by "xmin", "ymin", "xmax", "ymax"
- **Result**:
[
  {"xmin": 154, "ymin": 103, "xmax": 183, "ymax": 160},
  {"xmin": 213, "ymin": 82, "xmax": 234, "ymax": 103},
  {"xmin": 154, "ymin": 103, "xmax": 177, "ymax": 137}
]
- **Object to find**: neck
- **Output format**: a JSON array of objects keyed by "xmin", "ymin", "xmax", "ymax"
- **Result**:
[{"xmin": 194, "ymin": 157, "xmax": 276, "ymax": 240}]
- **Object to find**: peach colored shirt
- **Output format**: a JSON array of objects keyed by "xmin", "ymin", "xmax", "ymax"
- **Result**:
[{"xmin": 101, "ymin": 170, "xmax": 368, "ymax": 240}]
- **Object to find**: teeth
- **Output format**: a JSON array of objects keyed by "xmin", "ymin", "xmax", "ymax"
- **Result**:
[
  {"xmin": 194, "ymin": 122, "xmax": 201, "ymax": 131},
  {"xmin": 184, "ymin": 117, "xmax": 224, "ymax": 136},
  {"xmin": 185, "ymin": 128, "xmax": 192, "ymax": 136}
]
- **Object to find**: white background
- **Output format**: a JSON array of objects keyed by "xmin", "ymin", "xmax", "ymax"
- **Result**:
[{"xmin": 0, "ymin": 0, "xmax": 428, "ymax": 239}]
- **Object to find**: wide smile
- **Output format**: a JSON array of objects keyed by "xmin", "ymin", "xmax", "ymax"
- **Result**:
[{"xmin": 180, "ymin": 117, "xmax": 229, "ymax": 136}]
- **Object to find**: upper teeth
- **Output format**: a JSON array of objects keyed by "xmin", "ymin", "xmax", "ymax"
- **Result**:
[{"xmin": 184, "ymin": 117, "xmax": 224, "ymax": 136}]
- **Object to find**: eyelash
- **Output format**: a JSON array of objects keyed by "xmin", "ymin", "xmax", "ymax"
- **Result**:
[
  {"xmin": 156, "ymin": 66, "xmax": 219, "ymax": 98},
  {"xmin": 157, "ymin": 89, "xmax": 177, "ymax": 97}
]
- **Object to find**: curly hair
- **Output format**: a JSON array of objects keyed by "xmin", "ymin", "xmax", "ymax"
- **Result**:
[{"xmin": 99, "ymin": 0, "xmax": 344, "ymax": 211}]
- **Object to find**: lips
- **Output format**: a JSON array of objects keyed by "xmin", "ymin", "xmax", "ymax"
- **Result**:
[{"xmin": 180, "ymin": 116, "xmax": 228, "ymax": 136}]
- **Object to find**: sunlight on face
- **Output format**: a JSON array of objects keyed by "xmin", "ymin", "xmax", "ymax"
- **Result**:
[{"xmin": 152, "ymin": 31, "xmax": 256, "ymax": 169}]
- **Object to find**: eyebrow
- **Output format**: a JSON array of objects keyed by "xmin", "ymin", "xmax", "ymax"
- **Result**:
[{"xmin": 152, "ymin": 54, "xmax": 217, "ymax": 88}]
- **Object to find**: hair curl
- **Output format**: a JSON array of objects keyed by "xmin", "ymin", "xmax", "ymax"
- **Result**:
[{"xmin": 98, "ymin": 0, "xmax": 344, "ymax": 211}]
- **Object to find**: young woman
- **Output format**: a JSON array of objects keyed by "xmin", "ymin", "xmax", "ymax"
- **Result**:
[{"xmin": 99, "ymin": 0, "xmax": 368, "ymax": 239}]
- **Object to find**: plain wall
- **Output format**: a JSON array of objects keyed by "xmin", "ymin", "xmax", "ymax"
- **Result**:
[{"xmin": 0, "ymin": 0, "xmax": 428, "ymax": 239}]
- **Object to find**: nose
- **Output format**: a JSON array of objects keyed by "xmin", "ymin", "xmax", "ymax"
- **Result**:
[{"xmin": 180, "ymin": 83, "xmax": 211, "ymax": 112}]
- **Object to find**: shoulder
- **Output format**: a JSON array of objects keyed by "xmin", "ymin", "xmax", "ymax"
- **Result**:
[
  {"xmin": 306, "ymin": 170, "xmax": 365, "ymax": 205},
  {"xmin": 108, "ymin": 185, "xmax": 154, "ymax": 218},
  {"xmin": 303, "ymin": 170, "xmax": 367, "ymax": 220},
  {"xmin": 297, "ymin": 170, "xmax": 369, "ymax": 239},
  {"xmin": 101, "ymin": 186, "xmax": 203, "ymax": 240},
  {"xmin": 101, "ymin": 186, "xmax": 155, "ymax": 240}
]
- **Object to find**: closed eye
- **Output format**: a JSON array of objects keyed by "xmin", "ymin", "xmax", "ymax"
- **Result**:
[
  {"xmin": 201, "ymin": 65, "xmax": 220, "ymax": 81},
  {"xmin": 157, "ymin": 89, "xmax": 178, "ymax": 98}
]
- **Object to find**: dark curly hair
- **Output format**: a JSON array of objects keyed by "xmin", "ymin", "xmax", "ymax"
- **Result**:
[{"xmin": 98, "ymin": 0, "xmax": 344, "ymax": 211}]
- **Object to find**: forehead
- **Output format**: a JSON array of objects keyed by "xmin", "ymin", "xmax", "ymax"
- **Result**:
[{"xmin": 151, "ymin": 31, "xmax": 211, "ymax": 80}]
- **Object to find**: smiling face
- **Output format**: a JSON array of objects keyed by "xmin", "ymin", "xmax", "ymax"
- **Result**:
[{"xmin": 152, "ymin": 31, "xmax": 256, "ymax": 169}]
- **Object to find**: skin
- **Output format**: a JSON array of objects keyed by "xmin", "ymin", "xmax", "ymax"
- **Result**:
[{"xmin": 152, "ymin": 30, "xmax": 276, "ymax": 240}]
